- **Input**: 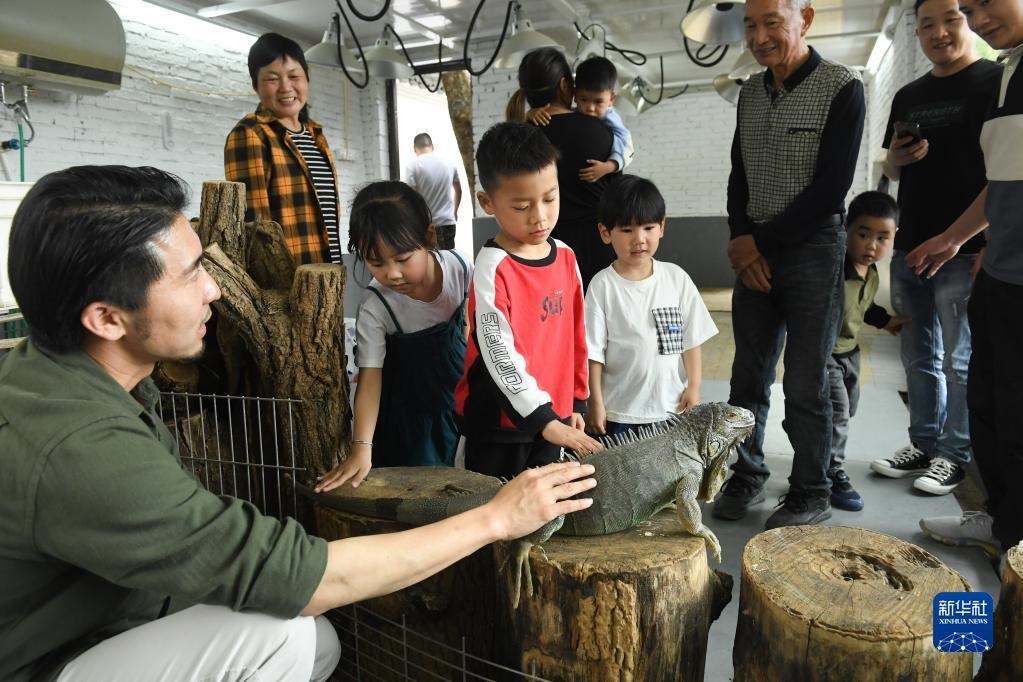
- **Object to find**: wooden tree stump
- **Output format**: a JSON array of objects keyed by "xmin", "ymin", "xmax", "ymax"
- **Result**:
[
  {"xmin": 494, "ymin": 510, "xmax": 734, "ymax": 681},
  {"xmin": 313, "ymin": 467, "xmax": 503, "ymax": 678},
  {"xmin": 734, "ymin": 526, "xmax": 973, "ymax": 682},
  {"xmin": 195, "ymin": 181, "xmax": 351, "ymax": 479},
  {"xmin": 977, "ymin": 544, "xmax": 1023, "ymax": 682}
]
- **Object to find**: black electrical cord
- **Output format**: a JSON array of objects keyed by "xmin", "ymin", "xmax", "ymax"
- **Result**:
[
  {"xmin": 334, "ymin": 2, "xmax": 369, "ymax": 88},
  {"xmin": 682, "ymin": 0, "xmax": 730, "ymax": 68},
  {"xmin": 572, "ymin": 22, "xmax": 647, "ymax": 66},
  {"xmin": 463, "ymin": 0, "xmax": 516, "ymax": 77},
  {"xmin": 388, "ymin": 24, "xmax": 443, "ymax": 92},
  {"xmin": 639, "ymin": 55, "xmax": 665, "ymax": 105},
  {"xmin": 345, "ymin": 0, "xmax": 390, "ymax": 22},
  {"xmin": 605, "ymin": 42, "xmax": 647, "ymax": 66},
  {"xmin": 667, "ymin": 84, "xmax": 690, "ymax": 99}
]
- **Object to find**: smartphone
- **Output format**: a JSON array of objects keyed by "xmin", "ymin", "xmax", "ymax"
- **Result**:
[{"xmin": 893, "ymin": 121, "xmax": 922, "ymax": 144}]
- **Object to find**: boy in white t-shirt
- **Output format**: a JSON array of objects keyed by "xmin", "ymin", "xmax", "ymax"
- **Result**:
[{"xmin": 585, "ymin": 174, "xmax": 718, "ymax": 437}]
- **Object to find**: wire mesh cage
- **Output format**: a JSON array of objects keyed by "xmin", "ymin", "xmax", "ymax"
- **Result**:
[
  {"xmin": 326, "ymin": 604, "xmax": 551, "ymax": 682},
  {"xmin": 1, "ymin": 310, "xmax": 27, "ymax": 351},
  {"xmin": 157, "ymin": 390, "xmax": 304, "ymax": 521},
  {"xmin": 158, "ymin": 390, "xmax": 550, "ymax": 682}
]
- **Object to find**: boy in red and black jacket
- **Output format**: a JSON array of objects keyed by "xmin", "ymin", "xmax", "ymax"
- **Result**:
[{"xmin": 456, "ymin": 122, "xmax": 603, "ymax": 479}]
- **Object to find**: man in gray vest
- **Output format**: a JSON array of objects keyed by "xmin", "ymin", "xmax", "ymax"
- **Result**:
[
  {"xmin": 404, "ymin": 133, "xmax": 463, "ymax": 250},
  {"xmin": 713, "ymin": 0, "xmax": 865, "ymax": 528}
]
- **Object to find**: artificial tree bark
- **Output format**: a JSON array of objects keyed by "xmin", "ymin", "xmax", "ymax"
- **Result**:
[
  {"xmin": 442, "ymin": 70, "xmax": 476, "ymax": 216},
  {"xmin": 734, "ymin": 526, "xmax": 973, "ymax": 682},
  {"xmin": 195, "ymin": 181, "xmax": 350, "ymax": 478}
]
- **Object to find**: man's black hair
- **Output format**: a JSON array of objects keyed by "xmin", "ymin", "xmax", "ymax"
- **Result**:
[
  {"xmin": 476, "ymin": 122, "xmax": 560, "ymax": 193},
  {"xmin": 413, "ymin": 133, "xmax": 433, "ymax": 149},
  {"xmin": 598, "ymin": 174, "xmax": 666, "ymax": 228},
  {"xmin": 575, "ymin": 56, "xmax": 618, "ymax": 93},
  {"xmin": 847, "ymin": 190, "xmax": 900, "ymax": 227},
  {"xmin": 8, "ymin": 165, "xmax": 188, "ymax": 353}
]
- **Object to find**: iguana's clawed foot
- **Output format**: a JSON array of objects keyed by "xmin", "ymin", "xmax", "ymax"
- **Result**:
[
  {"xmin": 698, "ymin": 524, "xmax": 722, "ymax": 563},
  {"xmin": 502, "ymin": 540, "xmax": 535, "ymax": 610}
]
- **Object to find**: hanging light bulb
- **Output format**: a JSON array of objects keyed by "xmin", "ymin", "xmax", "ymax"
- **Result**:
[
  {"xmin": 493, "ymin": 2, "xmax": 563, "ymax": 70},
  {"xmin": 305, "ymin": 14, "xmax": 364, "ymax": 74},
  {"xmin": 363, "ymin": 27, "xmax": 414, "ymax": 79},
  {"xmin": 680, "ymin": 0, "xmax": 747, "ymax": 45}
]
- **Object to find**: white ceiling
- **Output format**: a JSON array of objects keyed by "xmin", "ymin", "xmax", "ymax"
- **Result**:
[{"xmin": 151, "ymin": 0, "xmax": 895, "ymax": 88}]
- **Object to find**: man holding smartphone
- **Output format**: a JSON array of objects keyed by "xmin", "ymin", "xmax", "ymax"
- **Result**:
[
  {"xmin": 905, "ymin": 0, "xmax": 1023, "ymax": 573},
  {"xmin": 871, "ymin": 0, "xmax": 1001, "ymax": 497}
]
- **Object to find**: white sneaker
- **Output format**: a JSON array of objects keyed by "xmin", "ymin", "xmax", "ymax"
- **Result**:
[
  {"xmin": 871, "ymin": 444, "xmax": 931, "ymax": 478},
  {"xmin": 919, "ymin": 511, "xmax": 1000, "ymax": 558},
  {"xmin": 913, "ymin": 457, "xmax": 965, "ymax": 495}
]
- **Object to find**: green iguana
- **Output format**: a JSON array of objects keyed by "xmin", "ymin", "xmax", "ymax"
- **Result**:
[{"xmin": 308, "ymin": 402, "xmax": 754, "ymax": 607}]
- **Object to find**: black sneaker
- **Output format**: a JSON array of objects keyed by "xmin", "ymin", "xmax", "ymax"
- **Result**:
[
  {"xmin": 913, "ymin": 457, "xmax": 965, "ymax": 495},
  {"xmin": 764, "ymin": 490, "xmax": 831, "ymax": 529},
  {"xmin": 829, "ymin": 469, "xmax": 864, "ymax": 512},
  {"xmin": 712, "ymin": 476, "xmax": 765, "ymax": 521},
  {"xmin": 870, "ymin": 444, "xmax": 931, "ymax": 478}
]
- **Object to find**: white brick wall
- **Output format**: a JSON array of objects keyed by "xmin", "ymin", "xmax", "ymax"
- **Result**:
[
  {"xmin": 626, "ymin": 91, "xmax": 737, "ymax": 216},
  {"xmin": 0, "ymin": 0, "xmax": 386, "ymax": 247},
  {"xmin": 865, "ymin": 7, "xmax": 933, "ymax": 191}
]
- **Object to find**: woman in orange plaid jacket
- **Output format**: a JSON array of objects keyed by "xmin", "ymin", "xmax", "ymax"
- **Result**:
[{"xmin": 225, "ymin": 33, "xmax": 342, "ymax": 266}]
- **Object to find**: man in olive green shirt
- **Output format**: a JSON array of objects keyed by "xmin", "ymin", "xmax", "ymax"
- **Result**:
[{"xmin": 0, "ymin": 165, "xmax": 597, "ymax": 681}]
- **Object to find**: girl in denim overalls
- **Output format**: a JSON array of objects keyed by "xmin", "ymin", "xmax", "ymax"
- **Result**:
[{"xmin": 317, "ymin": 181, "xmax": 471, "ymax": 492}]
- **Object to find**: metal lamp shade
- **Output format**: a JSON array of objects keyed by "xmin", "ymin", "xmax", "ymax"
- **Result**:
[
  {"xmin": 728, "ymin": 50, "xmax": 762, "ymax": 79},
  {"xmin": 713, "ymin": 73, "xmax": 743, "ymax": 105},
  {"xmin": 363, "ymin": 35, "xmax": 413, "ymax": 79},
  {"xmin": 615, "ymin": 78, "xmax": 654, "ymax": 116},
  {"xmin": 305, "ymin": 27, "xmax": 364, "ymax": 74},
  {"xmin": 494, "ymin": 8, "xmax": 563, "ymax": 70},
  {"xmin": 680, "ymin": 1, "xmax": 746, "ymax": 46}
]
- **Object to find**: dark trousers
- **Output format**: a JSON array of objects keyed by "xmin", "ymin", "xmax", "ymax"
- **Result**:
[
  {"xmin": 827, "ymin": 351, "xmax": 860, "ymax": 476},
  {"xmin": 967, "ymin": 269, "xmax": 1023, "ymax": 550},
  {"xmin": 728, "ymin": 227, "xmax": 846, "ymax": 497},
  {"xmin": 464, "ymin": 437, "xmax": 562, "ymax": 481},
  {"xmin": 435, "ymin": 224, "xmax": 456, "ymax": 250}
]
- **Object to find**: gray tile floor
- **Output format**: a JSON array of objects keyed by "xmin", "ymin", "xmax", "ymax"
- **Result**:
[{"xmin": 698, "ymin": 364, "xmax": 1001, "ymax": 680}]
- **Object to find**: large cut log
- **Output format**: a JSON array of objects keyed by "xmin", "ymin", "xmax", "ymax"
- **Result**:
[
  {"xmin": 734, "ymin": 526, "xmax": 973, "ymax": 682},
  {"xmin": 313, "ymin": 467, "xmax": 502, "ymax": 679},
  {"xmin": 977, "ymin": 544, "xmax": 1023, "ymax": 682},
  {"xmin": 195, "ymin": 180, "xmax": 351, "ymax": 479},
  {"xmin": 441, "ymin": 70, "xmax": 475, "ymax": 215},
  {"xmin": 494, "ymin": 509, "xmax": 733, "ymax": 681}
]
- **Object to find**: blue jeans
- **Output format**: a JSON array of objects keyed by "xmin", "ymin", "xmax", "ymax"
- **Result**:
[
  {"xmin": 889, "ymin": 251, "xmax": 974, "ymax": 465},
  {"xmin": 728, "ymin": 228, "xmax": 846, "ymax": 497}
]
